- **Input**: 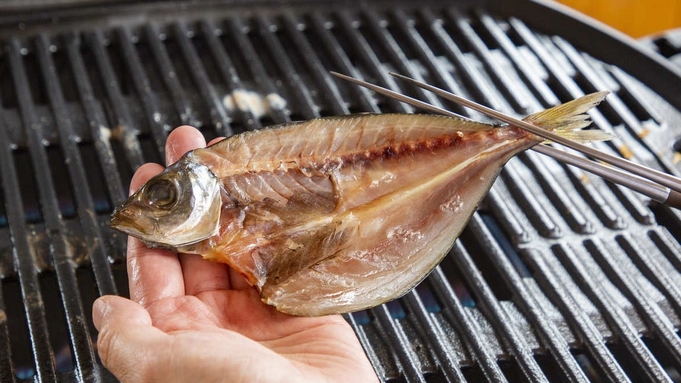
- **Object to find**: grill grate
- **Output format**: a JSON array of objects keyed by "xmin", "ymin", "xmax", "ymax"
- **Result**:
[{"xmin": 0, "ymin": 2, "xmax": 680, "ymax": 382}]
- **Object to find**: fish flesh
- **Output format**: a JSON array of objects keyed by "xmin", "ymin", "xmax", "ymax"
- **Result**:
[{"xmin": 111, "ymin": 92, "xmax": 611, "ymax": 316}]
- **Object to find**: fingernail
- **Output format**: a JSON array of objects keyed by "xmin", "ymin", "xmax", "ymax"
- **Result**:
[{"xmin": 92, "ymin": 297, "xmax": 110, "ymax": 331}]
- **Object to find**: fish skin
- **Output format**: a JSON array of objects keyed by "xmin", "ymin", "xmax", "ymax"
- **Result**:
[{"xmin": 111, "ymin": 93, "xmax": 609, "ymax": 316}]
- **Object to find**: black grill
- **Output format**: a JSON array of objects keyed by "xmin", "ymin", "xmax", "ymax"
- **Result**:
[{"xmin": 1, "ymin": 1, "xmax": 681, "ymax": 382}]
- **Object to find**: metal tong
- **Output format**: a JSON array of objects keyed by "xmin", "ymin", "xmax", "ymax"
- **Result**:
[{"xmin": 331, "ymin": 71, "xmax": 681, "ymax": 209}]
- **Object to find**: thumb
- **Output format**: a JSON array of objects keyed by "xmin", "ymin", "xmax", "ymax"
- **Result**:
[{"xmin": 93, "ymin": 295, "xmax": 169, "ymax": 382}]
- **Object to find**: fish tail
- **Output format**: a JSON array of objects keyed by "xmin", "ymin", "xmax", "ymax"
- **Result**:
[{"xmin": 522, "ymin": 91, "xmax": 615, "ymax": 143}]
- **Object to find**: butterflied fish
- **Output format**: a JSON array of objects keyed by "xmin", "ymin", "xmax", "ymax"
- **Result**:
[{"xmin": 111, "ymin": 91, "xmax": 611, "ymax": 316}]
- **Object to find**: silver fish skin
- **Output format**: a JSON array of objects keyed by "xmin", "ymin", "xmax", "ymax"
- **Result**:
[{"xmin": 111, "ymin": 92, "xmax": 610, "ymax": 316}]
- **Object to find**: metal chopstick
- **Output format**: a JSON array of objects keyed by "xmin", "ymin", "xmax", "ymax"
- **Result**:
[
  {"xmin": 388, "ymin": 71, "xmax": 681, "ymax": 195},
  {"xmin": 330, "ymin": 71, "xmax": 681, "ymax": 208},
  {"xmin": 531, "ymin": 145, "xmax": 681, "ymax": 208}
]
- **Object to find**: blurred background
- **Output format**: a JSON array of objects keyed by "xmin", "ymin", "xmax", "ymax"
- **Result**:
[{"xmin": 556, "ymin": 0, "xmax": 681, "ymax": 37}]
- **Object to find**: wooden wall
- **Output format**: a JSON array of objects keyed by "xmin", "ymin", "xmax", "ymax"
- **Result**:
[{"xmin": 555, "ymin": 0, "xmax": 681, "ymax": 37}]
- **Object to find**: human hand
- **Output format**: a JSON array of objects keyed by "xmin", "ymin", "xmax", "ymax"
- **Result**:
[{"xmin": 93, "ymin": 126, "xmax": 379, "ymax": 383}]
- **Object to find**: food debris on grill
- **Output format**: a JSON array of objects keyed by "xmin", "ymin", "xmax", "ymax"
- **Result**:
[{"xmin": 110, "ymin": 92, "xmax": 611, "ymax": 316}]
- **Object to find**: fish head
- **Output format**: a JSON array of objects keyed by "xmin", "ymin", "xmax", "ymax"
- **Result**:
[{"xmin": 110, "ymin": 160, "xmax": 222, "ymax": 250}]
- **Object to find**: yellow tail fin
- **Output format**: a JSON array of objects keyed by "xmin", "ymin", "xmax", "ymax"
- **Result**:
[{"xmin": 523, "ymin": 91, "xmax": 615, "ymax": 143}]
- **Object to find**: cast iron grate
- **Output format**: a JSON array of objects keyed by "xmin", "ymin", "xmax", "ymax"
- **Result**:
[{"xmin": 0, "ymin": 2, "xmax": 680, "ymax": 382}]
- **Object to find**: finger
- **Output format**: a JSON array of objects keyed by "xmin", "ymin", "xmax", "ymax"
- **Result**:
[
  {"xmin": 207, "ymin": 137, "xmax": 226, "ymax": 146},
  {"xmin": 127, "ymin": 163, "xmax": 185, "ymax": 306},
  {"xmin": 166, "ymin": 125, "xmax": 206, "ymax": 166},
  {"xmin": 176, "ymin": 250, "xmax": 233, "ymax": 296},
  {"xmin": 180, "ymin": 253, "xmax": 231, "ymax": 295},
  {"xmin": 146, "ymin": 295, "xmax": 220, "ymax": 332},
  {"xmin": 128, "ymin": 237, "xmax": 185, "ymax": 306},
  {"xmin": 93, "ymin": 296, "xmax": 169, "ymax": 383},
  {"xmin": 129, "ymin": 162, "xmax": 164, "ymax": 194},
  {"xmin": 165, "ymin": 127, "xmax": 234, "ymax": 294},
  {"xmin": 228, "ymin": 268, "xmax": 253, "ymax": 291}
]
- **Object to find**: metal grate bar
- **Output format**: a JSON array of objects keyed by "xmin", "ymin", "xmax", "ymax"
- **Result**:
[
  {"xmin": 371, "ymin": 304, "xmax": 428, "ymax": 383},
  {"xmin": 306, "ymin": 12, "xmax": 379, "ymax": 113},
  {"xmin": 648, "ymin": 231, "xmax": 681, "ymax": 276},
  {"xmin": 419, "ymin": 9, "xmax": 509, "ymax": 116},
  {"xmin": 561, "ymin": 162, "xmax": 626, "ymax": 230},
  {"xmin": 447, "ymin": 241, "xmax": 548, "ymax": 382},
  {"xmin": 444, "ymin": 9, "xmax": 534, "ymax": 113},
  {"xmin": 586, "ymin": 239, "xmax": 681, "ymax": 365},
  {"xmin": 467, "ymin": 214, "xmax": 590, "ymax": 382},
  {"xmin": 617, "ymin": 234, "xmax": 681, "ymax": 319},
  {"xmin": 253, "ymin": 15, "xmax": 319, "ymax": 120},
  {"xmin": 144, "ymin": 24, "xmax": 199, "ymax": 128},
  {"xmin": 520, "ymin": 154, "xmax": 593, "ymax": 234},
  {"xmin": 400, "ymin": 286, "xmax": 469, "ymax": 383},
  {"xmin": 198, "ymin": 20, "xmax": 262, "ymax": 132},
  {"xmin": 425, "ymin": 268, "xmax": 508, "ymax": 382},
  {"xmin": 0, "ymin": 115, "xmax": 54, "ymax": 381},
  {"xmin": 333, "ymin": 11, "xmax": 411, "ymax": 114},
  {"xmin": 344, "ymin": 313, "xmax": 387, "ymax": 381},
  {"xmin": 607, "ymin": 65, "xmax": 670, "ymax": 133},
  {"xmin": 466, "ymin": 13, "xmax": 624, "ymax": 229},
  {"xmin": 500, "ymin": 164, "xmax": 562, "ymax": 239},
  {"xmin": 485, "ymin": 187, "xmax": 532, "ymax": 244},
  {"xmin": 7, "ymin": 38, "xmax": 98, "ymax": 381},
  {"xmin": 520, "ymin": 248, "xmax": 631, "ymax": 382},
  {"xmin": 558, "ymin": 40, "xmax": 644, "ymax": 135},
  {"xmin": 613, "ymin": 182, "xmax": 657, "ymax": 225},
  {"xmin": 63, "ymin": 32, "xmax": 127, "ymax": 208},
  {"xmin": 555, "ymin": 244, "xmax": 673, "ymax": 382},
  {"xmin": 225, "ymin": 17, "xmax": 291, "ymax": 124},
  {"xmin": 390, "ymin": 9, "xmax": 476, "ymax": 119},
  {"xmin": 172, "ymin": 22, "xmax": 233, "ymax": 137},
  {"xmin": 34, "ymin": 34, "xmax": 118, "ymax": 297},
  {"xmin": 468, "ymin": 11, "xmax": 680, "ymax": 380},
  {"xmin": 507, "ymin": 18, "xmax": 589, "ymax": 108},
  {"xmin": 474, "ymin": 11, "xmax": 560, "ymax": 107},
  {"xmin": 552, "ymin": 37, "xmax": 663, "ymax": 167},
  {"xmin": 0, "ymin": 282, "xmax": 15, "ymax": 382},
  {"xmin": 397, "ymin": 15, "xmax": 624, "ymax": 382},
  {"xmin": 438, "ymin": 8, "xmax": 516, "ymax": 114},
  {"xmin": 504, "ymin": 17, "xmax": 661, "ymax": 213},
  {"xmin": 362, "ymin": 9, "xmax": 446, "ymax": 112},
  {"xmin": 280, "ymin": 13, "xmax": 350, "ymax": 117},
  {"xmin": 0, "ymin": 47, "xmax": 50, "ymax": 381},
  {"xmin": 86, "ymin": 29, "xmax": 145, "ymax": 170},
  {"xmin": 116, "ymin": 26, "xmax": 170, "ymax": 159}
]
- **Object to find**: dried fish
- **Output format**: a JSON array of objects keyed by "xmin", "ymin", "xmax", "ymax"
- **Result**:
[{"xmin": 111, "ymin": 93, "xmax": 611, "ymax": 316}]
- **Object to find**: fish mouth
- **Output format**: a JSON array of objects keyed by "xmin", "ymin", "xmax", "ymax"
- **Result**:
[{"xmin": 110, "ymin": 208, "xmax": 148, "ymax": 236}]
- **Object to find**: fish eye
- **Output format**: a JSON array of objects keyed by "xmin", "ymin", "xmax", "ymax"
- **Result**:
[{"xmin": 144, "ymin": 178, "xmax": 179, "ymax": 210}]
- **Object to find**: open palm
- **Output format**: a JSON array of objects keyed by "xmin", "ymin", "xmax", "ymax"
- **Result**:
[{"xmin": 93, "ymin": 126, "xmax": 379, "ymax": 383}]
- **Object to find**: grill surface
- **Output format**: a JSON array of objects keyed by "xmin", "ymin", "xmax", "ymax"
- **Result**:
[{"xmin": 1, "ymin": 1, "xmax": 681, "ymax": 382}]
